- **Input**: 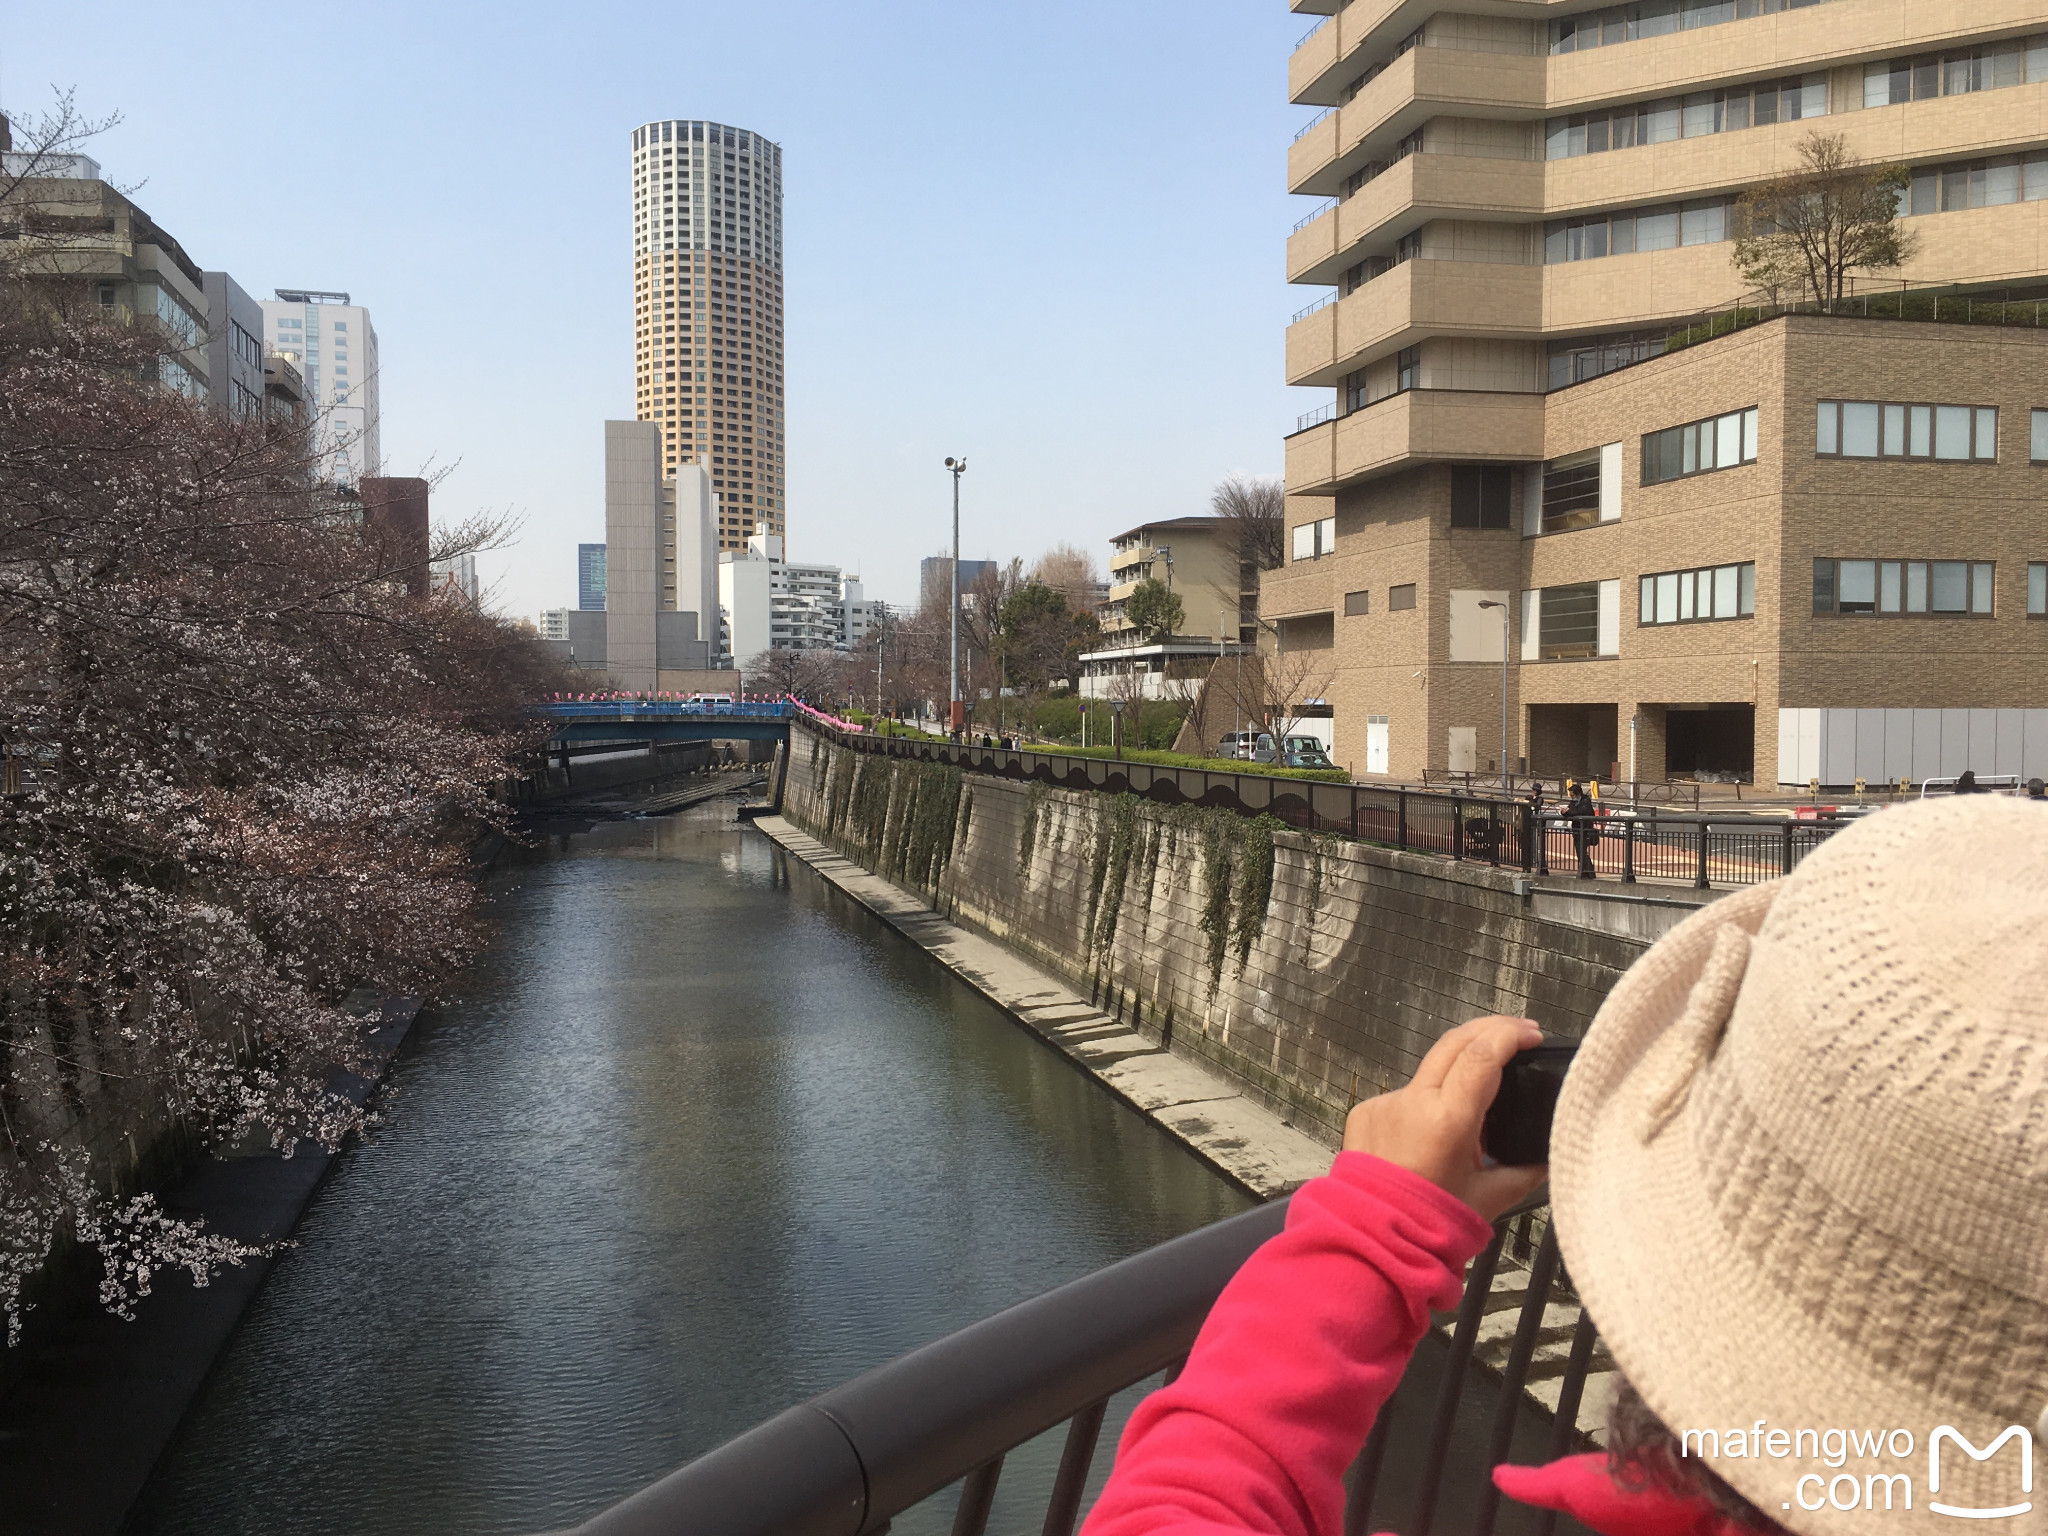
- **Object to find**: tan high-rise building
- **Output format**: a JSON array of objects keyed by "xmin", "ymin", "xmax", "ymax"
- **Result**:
[
  {"xmin": 1268, "ymin": 0, "xmax": 2048, "ymax": 788},
  {"xmin": 630, "ymin": 119, "xmax": 786, "ymax": 552}
]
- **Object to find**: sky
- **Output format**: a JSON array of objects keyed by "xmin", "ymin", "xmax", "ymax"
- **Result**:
[{"xmin": 1, "ymin": 0, "xmax": 1323, "ymax": 617}]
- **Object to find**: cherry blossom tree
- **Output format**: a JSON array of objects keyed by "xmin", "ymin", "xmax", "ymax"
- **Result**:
[{"xmin": 0, "ymin": 173, "xmax": 556, "ymax": 1338}]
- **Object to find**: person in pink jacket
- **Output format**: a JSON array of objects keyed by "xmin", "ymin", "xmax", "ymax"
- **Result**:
[{"xmin": 1083, "ymin": 798, "xmax": 2048, "ymax": 1536}]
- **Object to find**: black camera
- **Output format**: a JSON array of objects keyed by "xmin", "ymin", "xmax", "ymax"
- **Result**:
[{"xmin": 1481, "ymin": 1043, "xmax": 1578, "ymax": 1166}]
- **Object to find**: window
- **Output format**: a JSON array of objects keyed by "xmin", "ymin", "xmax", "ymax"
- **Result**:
[
  {"xmin": 1813, "ymin": 558, "xmax": 1995, "ymax": 615},
  {"xmin": 1536, "ymin": 583, "xmax": 1602, "ymax": 659},
  {"xmin": 1540, "ymin": 450, "xmax": 1603, "ymax": 533},
  {"xmin": 1641, "ymin": 406, "xmax": 1759, "ymax": 485},
  {"xmin": 1865, "ymin": 39, "xmax": 2046, "ymax": 107},
  {"xmin": 2033, "ymin": 409, "xmax": 2048, "ymax": 463},
  {"xmin": 152, "ymin": 286, "xmax": 201, "ymax": 349},
  {"xmin": 1345, "ymin": 589, "xmax": 1372, "ymax": 616},
  {"xmin": 1816, "ymin": 401, "xmax": 1996, "ymax": 460},
  {"xmin": 1639, "ymin": 562, "xmax": 1756, "ymax": 625},
  {"xmin": 1396, "ymin": 345, "xmax": 1421, "ymax": 393},
  {"xmin": 1549, "ymin": 0, "xmax": 1834, "ymax": 54},
  {"xmin": 1389, "ymin": 583, "xmax": 1417, "ymax": 611},
  {"xmin": 2030, "ymin": 564, "xmax": 2047, "ymax": 617},
  {"xmin": 1544, "ymin": 198, "xmax": 1733, "ymax": 263},
  {"xmin": 1905, "ymin": 153, "xmax": 2048, "ymax": 214},
  {"xmin": 1291, "ymin": 517, "xmax": 1336, "ymax": 561},
  {"xmin": 1450, "ymin": 466, "xmax": 1513, "ymax": 529},
  {"xmin": 1549, "ymin": 76, "xmax": 1827, "ymax": 158}
]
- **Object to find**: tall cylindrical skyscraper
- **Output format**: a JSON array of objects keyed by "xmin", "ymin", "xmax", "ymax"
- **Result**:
[{"xmin": 631, "ymin": 120, "xmax": 785, "ymax": 553}]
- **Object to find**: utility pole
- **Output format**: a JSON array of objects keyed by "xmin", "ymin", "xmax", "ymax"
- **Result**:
[{"xmin": 944, "ymin": 457, "xmax": 967, "ymax": 735}]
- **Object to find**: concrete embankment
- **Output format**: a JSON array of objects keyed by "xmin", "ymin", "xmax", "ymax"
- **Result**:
[
  {"xmin": 778, "ymin": 725, "xmax": 1708, "ymax": 1147},
  {"xmin": 754, "ymin": 815, "xmax": 1329, "ymax": 1197}
]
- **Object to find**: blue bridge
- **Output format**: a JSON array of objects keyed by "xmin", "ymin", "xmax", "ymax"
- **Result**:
[{"xmin": 541, "ymin": 699, "xmax": 799, "ymax": 745}]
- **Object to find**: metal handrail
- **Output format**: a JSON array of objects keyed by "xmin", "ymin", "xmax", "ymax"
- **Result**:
[
  {"xmin": 553, "ymin": 1191, "xmax": 1603, "ymax": 1536},
  {"xmin": 801, "ymin": 719, "xmax": 1851, "ymax": 892},
  {"xmin": 1292, "ymin": 106, "xmax": 1334, "ymax": 142},
  {"xmin": 1297, "ymin": 400, "xmax": 1338, "ymax": 431},
  {"xmin": 558, "ymin": 1200, "xmax": 1291, "ymax": 1536},
  {"xmin": 1291, "ymin": 197, "xmax": 1337, "ymax": 232},
  {"xmin": 1291, "ymin": 290, "xmax": 1337, "ymax": 322}
]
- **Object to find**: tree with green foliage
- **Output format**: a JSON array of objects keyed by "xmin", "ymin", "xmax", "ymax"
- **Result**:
[
  {"xmin": 999, "ymin": 582, "xmax": 1101, "ymax": 695},
  {"xmin": 1733, "ymin": 132, "xmax": 1917, "ymax": 311},
  {"xmin": 1121, "ymin": 579, "xmax": 1184, "ymax": 644}
]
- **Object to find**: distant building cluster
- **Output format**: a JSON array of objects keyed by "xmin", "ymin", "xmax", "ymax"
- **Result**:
[{"xmin": 0, "ymin": 123, "xmax": 380, "ymax": 489}]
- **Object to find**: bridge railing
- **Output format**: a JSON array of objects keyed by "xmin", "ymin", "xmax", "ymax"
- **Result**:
[
  {"xmin": 552, "ymin": 1194, "xmax": 1596, "ymax": 1536},
  {"xmin": 799, "ymin": 720, "xmax": 1847, "ymax": 892},
  {"xmin": 541, "ymin": 701, "xmax": 796, "ymax": 721}
]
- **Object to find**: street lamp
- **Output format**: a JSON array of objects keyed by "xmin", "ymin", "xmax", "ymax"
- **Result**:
[
  {"xmin": 944, "ymin": 456, "xmax": 967, "ymax": 735},
  {"xmin": 1478, "ymin": 600, "xmax": 1510, "ymax": 784}
]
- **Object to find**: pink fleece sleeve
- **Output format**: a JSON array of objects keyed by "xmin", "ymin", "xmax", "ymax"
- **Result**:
[{"xmin": 1081, "ymin": 1152, "xmax": 1493, "ymax": 1536}]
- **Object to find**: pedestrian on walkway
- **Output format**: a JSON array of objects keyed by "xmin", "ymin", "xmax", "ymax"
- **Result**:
[
  {"xmin": 1083, "ymin": 797, "xmax": 2048, "ymax": 1536},
  {"xmin": 1565, "ymin": 777, "xmax": 1598, "ymax": 878}
]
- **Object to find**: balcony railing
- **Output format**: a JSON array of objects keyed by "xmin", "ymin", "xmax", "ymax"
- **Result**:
[
  {"xmin": 1292, "ymin": 197, "xmax": 1337, "ymax": 232},
  {"xmin": 554, "ymin": 1192, "xmax": 1600, "ymax": 1536},
  {"xmin": 1293, "ymin": 106, "xmax": 1335, "ymax": 142},
  {"xmin": 1292, "ymin": 290, "xmax": 1337, "ymax": 322},
  {"xmin": 1297, "ymin": 400, "xmax": 1338, "ymax": 431}
]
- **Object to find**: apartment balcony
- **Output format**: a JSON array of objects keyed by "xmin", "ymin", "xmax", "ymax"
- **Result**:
[
  {"xmin": 1259, "ymin": 555, "xmax": 1341, "ymax": 624},
  {"xmin": 1286, "ymin": 259, "xmax": 1545, "ymax": 388},
  {"xmin": 1288, "ymin": 154, "xmax": 1545, "ymax": 284},
  {"xmin": 1290, "ymin": 47, "xmax": 1545, "ymax": 197},
  {"xmin": 1284, "ymin": 387, "xmax": 1545, "ymax": 498}
]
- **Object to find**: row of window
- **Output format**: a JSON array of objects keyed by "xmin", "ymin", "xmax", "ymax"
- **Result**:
[
  {"xmin": 1641, "ymin": 563, "xmax": 1758, "ymax": 626},
  {"xmin": 1642, "ymin": 407, "xmax": 1760, "ymax": 487},
  {"xmin": 1904, "ymin": 154, "xmax": 2048, "ymax": 216},
  {"xmin": 1544, "ymin": 199, "xmax": 1729, "ymax": 264},
  {"xmin": 1863, "ymin": 40, "xmax": 2048, "ymax": 107},
  {"xmin": 1340, "ymin": 560, "xmax": 2042, "ymax": 652},
  {"xmin": 1810, "ymin": 559, "xmax": 2027, "ymax": 617},
  {"xmin": 1544, "ymin": 76, "xmax": 1825, "ymax": 160},
  {"xmin": 1548, "ymin": 0, "xmax": 1829, "ymax": 55},
  {"xmin": 1816, "ymin": 401, "xmax": 1999, "ymax": 462}
]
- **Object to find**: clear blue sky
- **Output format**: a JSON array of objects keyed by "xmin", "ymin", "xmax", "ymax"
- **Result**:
[{"xmin": 2, "ymin": 0, "xmax": 1321, "ymax": 617}]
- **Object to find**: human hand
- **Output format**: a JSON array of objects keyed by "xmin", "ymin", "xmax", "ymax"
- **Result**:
[{"xmin": 1342, "ymin": 1016, "xmax": 1549, "ymax": 1221}]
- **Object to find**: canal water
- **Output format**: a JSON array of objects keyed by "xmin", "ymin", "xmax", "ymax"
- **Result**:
[{"xmin": 130, "ymin": 804, "xmax": 1253, "ymax": 1536}]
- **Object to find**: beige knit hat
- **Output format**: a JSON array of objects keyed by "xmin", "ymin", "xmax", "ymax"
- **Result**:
[{"xmin": 1552, "ymin": 797, "xmax": 2048, "ymax": 1536}]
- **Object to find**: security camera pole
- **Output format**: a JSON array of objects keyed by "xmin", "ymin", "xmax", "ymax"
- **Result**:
[{"xmin": 945, "ymin": 456, "xmax": 967, "ymax": 734}]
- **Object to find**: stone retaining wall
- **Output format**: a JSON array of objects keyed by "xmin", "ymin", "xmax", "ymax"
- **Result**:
[{"xmin": 782, "ymin": 726, "xmax": 1659, "ymax": 1144}]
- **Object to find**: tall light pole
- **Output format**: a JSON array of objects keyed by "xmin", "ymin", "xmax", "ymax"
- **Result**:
[
  {"xmin": 944, "ymin": 456, "xmax": 967, "ymax": 734},
  {"xmin": 1479, "ymin": 600, "xmax": 1510, "ymax": 784}
]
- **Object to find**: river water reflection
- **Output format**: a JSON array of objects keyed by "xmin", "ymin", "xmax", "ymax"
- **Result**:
[{"xmin": 133, "ymin": 804, "xmax": 1252, "ymax": 1535}]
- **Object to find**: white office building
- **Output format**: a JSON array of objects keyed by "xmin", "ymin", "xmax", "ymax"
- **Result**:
[
  {"xmin": 718, "ymin": 529, "xmax": 882, "ymax": 663},
  {"xmin": 261, "ymin": 289, "xmax": 380, "ymax": 485},
  {"xmin": 538, "ymin": 608, "xmax": 571, "ymax": 642}
]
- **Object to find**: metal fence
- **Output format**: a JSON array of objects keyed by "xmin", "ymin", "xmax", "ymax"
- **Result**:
[
  {"xmin": 552, "ymin": 1195, "xmax": 1599, "ymax": 1536},
  {"xmin": 822, "ymin": 725, "xmax": 1846, "ymax": 892}
]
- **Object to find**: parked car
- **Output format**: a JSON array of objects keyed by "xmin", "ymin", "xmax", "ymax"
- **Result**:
[
  {"xmin": 1217, "ymin": 731, "xmax": 1279, "ymax": 764},
  {"xmin": 1279, "ymin": 735, "xmax": 1332, "ymax": 769}
]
